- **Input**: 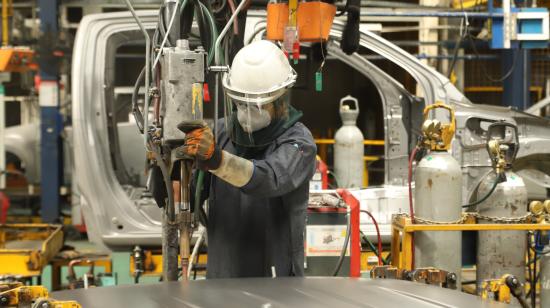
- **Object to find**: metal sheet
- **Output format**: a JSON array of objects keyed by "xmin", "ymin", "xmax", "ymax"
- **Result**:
[{"xmin": 52, "ymin": 277, "xmax": 512, "ymax": 307}]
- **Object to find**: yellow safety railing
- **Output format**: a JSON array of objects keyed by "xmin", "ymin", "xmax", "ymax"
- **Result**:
[{"xmin": 391, "ymin": 214, "xmax": 550, "ymax": 271}]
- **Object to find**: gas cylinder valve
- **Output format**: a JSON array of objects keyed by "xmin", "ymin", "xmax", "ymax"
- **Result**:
[
  {"xmin": 486, "ymin": 121, "xmax": 519, "ymax": 180},
  {"xmin": 419, "ymin": 103, "xmax": 455, "ymax": 151}
]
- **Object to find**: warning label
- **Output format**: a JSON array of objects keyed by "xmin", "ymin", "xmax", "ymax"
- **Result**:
[{"xmin": 306, "ymin": 225, "xmax": 350, "ymax": 257}]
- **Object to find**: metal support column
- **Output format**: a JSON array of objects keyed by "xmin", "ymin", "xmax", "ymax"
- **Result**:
[
  {"xmin": 502, "ymin": 49, "xmax": 531, "ymax": 110},
  {"xmin": 38, "ymin": 0, "xmax": 62, "ymax": 223}
]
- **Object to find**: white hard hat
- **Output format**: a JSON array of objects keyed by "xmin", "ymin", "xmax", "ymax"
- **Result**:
[{"xmin": 222, "ymin": 40, "xmax": 297, "ymax": 106}]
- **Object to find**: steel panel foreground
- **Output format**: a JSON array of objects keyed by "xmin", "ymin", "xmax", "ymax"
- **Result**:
[{"xmin": 52, "ymin": 277, "xmax": 512, "ymax": 307}]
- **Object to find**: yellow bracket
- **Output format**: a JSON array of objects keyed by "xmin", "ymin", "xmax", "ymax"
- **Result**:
[
  {"xmin": 0, "ymin": 283, "xmax": 81, "ymax": 307},
  {"xmin": 0, "ymin": 224, "xmax": 63, "ymax": 277},
  {"xmin": 422, "ymin": 102, "xmax": 456, "ymax": 151},
  {"xmin": 480, "ymin": 275, "xmax": 513, "ymax": 303},
  {"xmin": 0, "ymin": 285, "xmax": 47, "ymax": 306}
]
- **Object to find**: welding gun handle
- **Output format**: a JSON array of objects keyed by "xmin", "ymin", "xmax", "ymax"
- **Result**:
[{"xmin": 177, "ymin": 120, "xmax": 208, "ymax": 134}]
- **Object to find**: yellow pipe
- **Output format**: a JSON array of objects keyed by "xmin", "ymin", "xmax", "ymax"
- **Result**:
[
  {"xmin": 314, "ymin": 138, "xmax": 385, "ymax": 146},
  {"xmin": 402, "ymin": 223, "xmax": 550, "ymax": 232},
  {"xmin": 2, "ymin": 0, "xmax": 8, "ymax": 46},
  {"xmin": 288, "ymin": 0, "xmax": 298, "ymax": 27},
  {"xmin": 363, "ymin": 156, "xmax": 380, "ymax": 162},
  {"xmin": 464, "ymin": 86, "xmax": 543, "ymax": 101},
  {"xmin": 452, "ymin": 0, "xmax": 486, "ymax": 8}
]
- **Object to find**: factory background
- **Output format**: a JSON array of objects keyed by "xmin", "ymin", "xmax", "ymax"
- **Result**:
[{"xmin": 0, "ymin": 0, "xmax": 549, "ymax": 307}]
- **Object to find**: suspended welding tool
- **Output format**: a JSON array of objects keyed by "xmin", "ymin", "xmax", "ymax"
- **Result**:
[
  {"xmin": 162, "ymin": 38, "xmax": 207, "ymax": 281},
  {"xmin": 123, "ymin": 0, "xmax": 221, "ymax": 282},
  {"xmin": 414, "ymin": 102, "xmax": 462, "ymax": 285},
  {"xmin": 473, "ymin": 121, "xmax": 528, "ymax": 298}
]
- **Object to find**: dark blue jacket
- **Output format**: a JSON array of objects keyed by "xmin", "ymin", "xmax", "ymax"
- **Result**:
[{"xmin": 205, "ymin": 121, "xmax": 316, "ymax": 278}]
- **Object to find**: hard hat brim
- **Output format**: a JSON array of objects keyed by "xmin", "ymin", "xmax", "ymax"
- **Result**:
[{"xmin": 222, "ymin": 68, "xmax": 297, "ymax": 106}]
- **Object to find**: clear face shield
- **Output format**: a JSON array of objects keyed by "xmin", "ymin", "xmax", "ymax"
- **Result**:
[{"xmin": 222, "ymin": 69, "xmax": 296, "ymax": 147}]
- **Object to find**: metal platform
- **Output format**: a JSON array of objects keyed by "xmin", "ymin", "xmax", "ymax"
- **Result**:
[{"xmin": 52, "ymin": 277, "xmax": 511, "ymax": 307}]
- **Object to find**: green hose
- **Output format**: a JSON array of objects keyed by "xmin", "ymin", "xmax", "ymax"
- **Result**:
[
  {"xmin": 198, "ymin": 1, "xmax": 218, "ymax": 65},
  {"xmin": 194, "ymin": 170, "xmax": 206, "ymax": 222},
  {"xmin": 191, "ymin": 3, "xmax": 216, "ymax": 225},
  {"xmin": 361, "ymin": 233, "xmax": 389, "ymax": 265},
  {"xmin": 179, "ymin": 0, "xmax": 189, "ymax": 13}
]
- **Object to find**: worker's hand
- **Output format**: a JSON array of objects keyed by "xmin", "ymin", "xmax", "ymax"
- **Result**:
[{"xmin": 178, "ymin": 121, "xmax": 222, "ymax": 170}]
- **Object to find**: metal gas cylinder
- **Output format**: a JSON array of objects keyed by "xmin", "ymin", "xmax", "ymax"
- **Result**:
[
  {"xmin": 476, "ymin": 122, "xmax": 527, "ymax": 296},
  {"xmin": 334, "ymin": 95, "xmax": 364, "ymax": 188},
  {"xmin": 414, "ymin": 103, "xmax": 462, "ymax": 285}
]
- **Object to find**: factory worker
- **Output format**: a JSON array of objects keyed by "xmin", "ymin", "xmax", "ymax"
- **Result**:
[{"xmin": 181, "ymin": 40, "xmax": 317, "ymax": 278}]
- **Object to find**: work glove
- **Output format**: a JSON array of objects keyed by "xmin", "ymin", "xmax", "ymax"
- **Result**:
[{"xmin": 177, "ymin": 121, "xmax": 222, "ymax": 171}]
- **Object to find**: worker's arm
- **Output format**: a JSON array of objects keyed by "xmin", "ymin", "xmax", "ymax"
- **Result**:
[
  {"xmin": 179, "ymin": 122, "xmax": 317, "ymax": 196},
  {"xmin": 239, "ymin": 132, "xmax": 317, "ymax": 198}
]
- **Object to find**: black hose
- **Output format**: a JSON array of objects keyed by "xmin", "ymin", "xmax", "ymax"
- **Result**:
[
  {"xmin": 194, "ymin": 171, "xmax": 208, "ymax": 228},
  {"xmin": 447, "ymin": 29, "xmax": 466, "ymax": 79},
  {"xmin": 194, "ymin": 0, "xmax": 211, "ymax": 52},
  {"xmin": 180, "ymin": 0, "xmax": 195, "ymax": 39},
  {"xmin": 462, "ymin": 172, "xmax": 502, "ymax": 208},
  {"xmin": 335, "ymin": 0, "xmax": 348, "ymax": 17},
  {"xmin": 246, "ymin": 26, "xmax": 266, "ymax": 45},
  {"xmin": 158, "ymin": 4, "xmax": 176, "ymax": 47},
  {"xmin": 332, "ymin": 211, "xmax": 351, "ymax": 276},
  {"xmin": 157, "ymin": 5, "xmax": 168, "ymax": 44}
]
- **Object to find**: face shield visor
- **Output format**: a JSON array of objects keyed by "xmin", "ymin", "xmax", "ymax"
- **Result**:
[{"xmin": 222, "ymin": 68, "xmax": 297, "ymax": 147}]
